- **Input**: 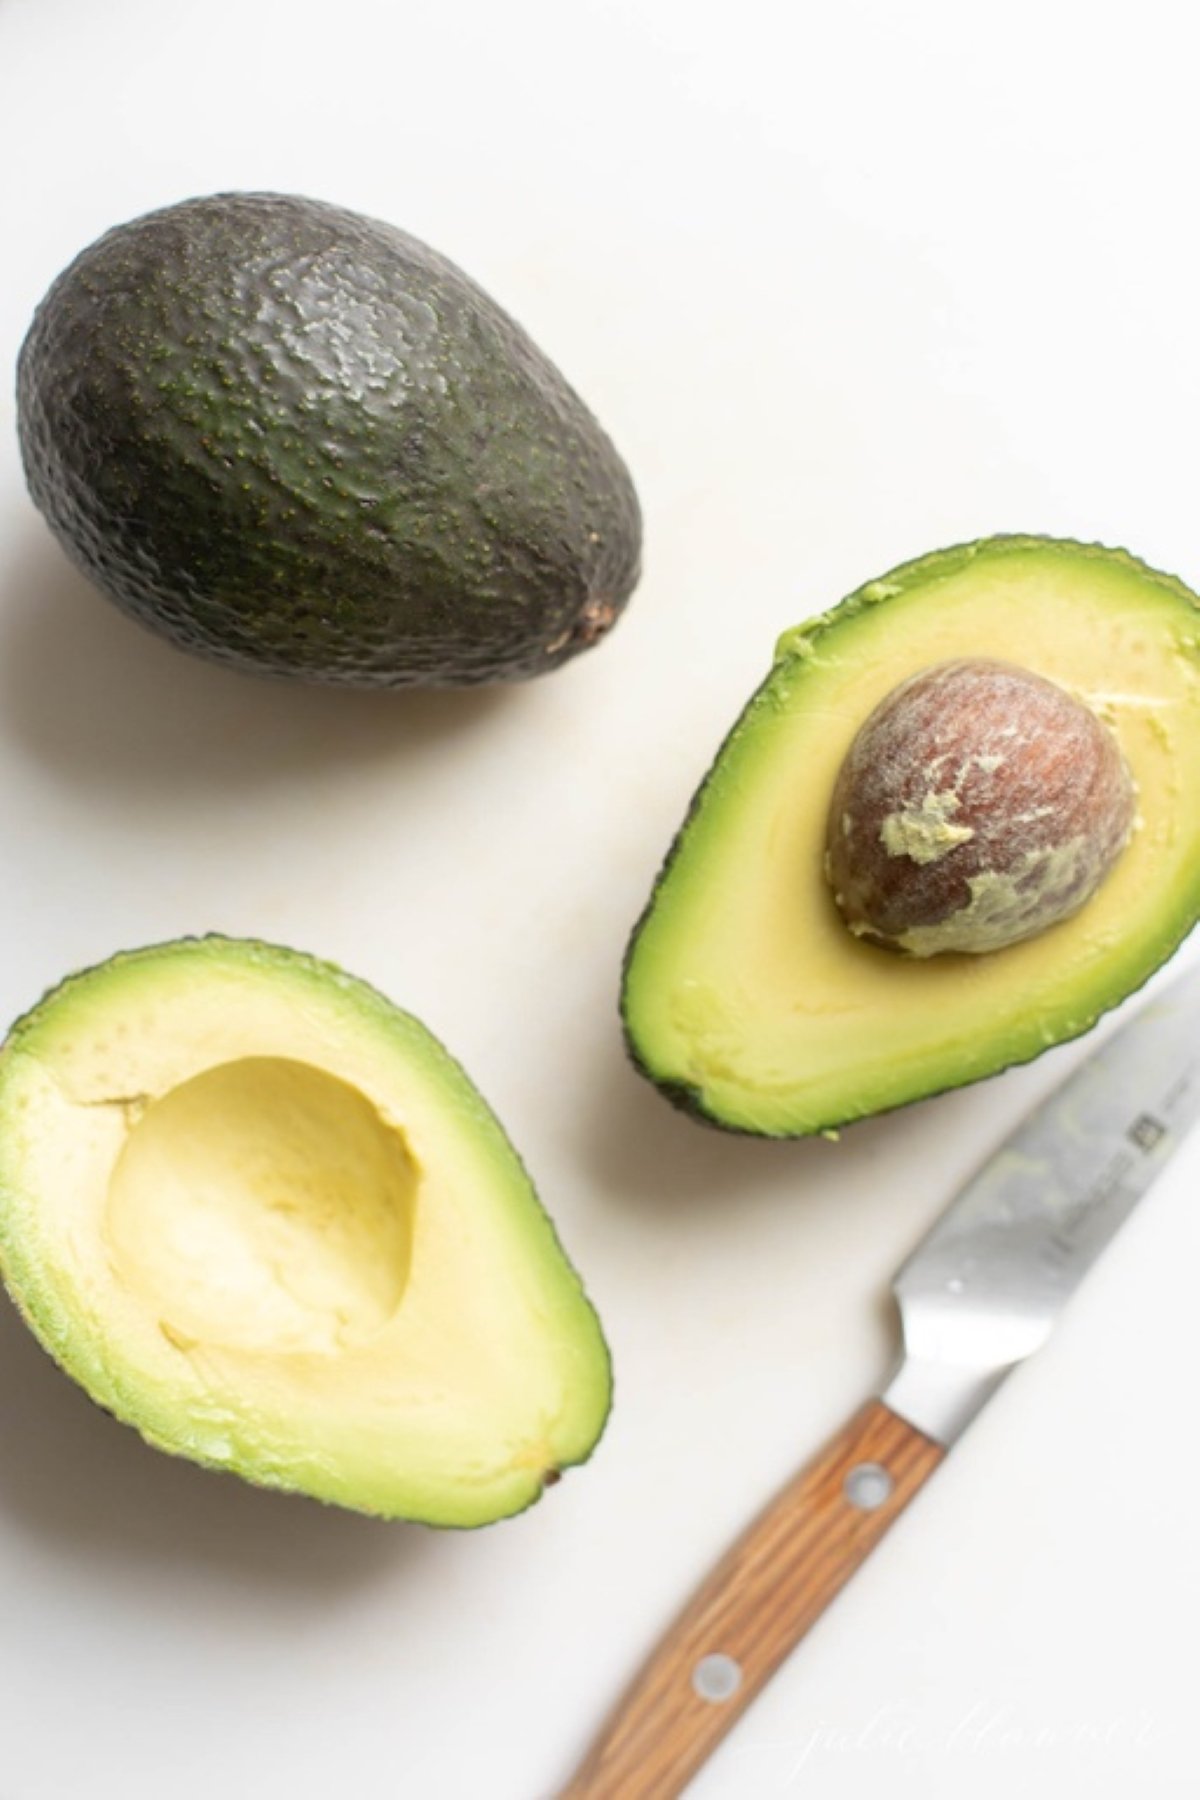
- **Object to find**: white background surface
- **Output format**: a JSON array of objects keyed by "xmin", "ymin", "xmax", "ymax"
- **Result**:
[{"xmin": 2, "ymin": 1, "xmax": 1199, "ymax": 1795}]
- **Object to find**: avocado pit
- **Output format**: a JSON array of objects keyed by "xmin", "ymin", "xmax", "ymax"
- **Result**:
[{"xmin": 824, "ymin": 658, "xmax": 1136, "ymax": 955}]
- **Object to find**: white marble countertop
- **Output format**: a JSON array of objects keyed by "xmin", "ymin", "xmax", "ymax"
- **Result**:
[{"xmin": 1, "ymin": 1, "xmax": 1197, "ymax": 1794}]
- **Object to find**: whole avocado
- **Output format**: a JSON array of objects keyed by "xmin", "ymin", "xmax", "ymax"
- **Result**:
[{"xmin": 17, "ymin": 192, "xmax": 642, "ymax": 687}]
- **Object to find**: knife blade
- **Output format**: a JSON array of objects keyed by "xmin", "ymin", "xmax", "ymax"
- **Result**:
[
  {"xmin": 562, "ymin": 956, "xmax": 1200, "ymax": 1800},
  {"xmin": 885, "ymin": 953, "xmax": 1200, "ymax": 1443}
]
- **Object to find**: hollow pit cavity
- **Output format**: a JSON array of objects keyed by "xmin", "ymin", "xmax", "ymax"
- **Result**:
[{"xmin": 104, "ymin": 1057, "xmax": 417, "ymax": 1356}]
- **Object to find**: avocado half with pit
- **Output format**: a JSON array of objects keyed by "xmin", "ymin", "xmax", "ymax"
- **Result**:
[
  {"xmin": 0, "ymin": 938, "xmax": 611, "ymax": 1523},
  {"xmin": 622, "ymin": 537, "xmax": 1200, "ymax": 1136}
]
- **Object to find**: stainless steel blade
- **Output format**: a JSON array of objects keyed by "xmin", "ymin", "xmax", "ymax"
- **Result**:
[{"xmin": 883, "ymin": 957, "xmax": 1200, "ymax": 1444}]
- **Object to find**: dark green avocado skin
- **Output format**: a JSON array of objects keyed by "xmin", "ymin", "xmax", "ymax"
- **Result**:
[{"xmin": 17, "ymin": 193, "xmax": 642, "ymax": 687}]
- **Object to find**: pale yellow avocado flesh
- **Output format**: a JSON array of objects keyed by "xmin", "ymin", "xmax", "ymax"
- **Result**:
[
  {"xmin": 0, "ymin": 939, "xmax": 611, "ymax": 1523},
  {"xmin": 623, "ymin": 539, "xmax": 1200, "ymax": 1136}
]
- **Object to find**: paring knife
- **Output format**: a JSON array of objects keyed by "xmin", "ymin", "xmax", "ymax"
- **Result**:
[{"xmin": 562, "ymin": 958, "xmax": 1200, "ymax": 1799}]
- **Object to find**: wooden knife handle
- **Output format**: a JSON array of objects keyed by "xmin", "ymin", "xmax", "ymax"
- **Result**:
[{"xmin": 560, "ymin": 1400, "xmax": 944, "ymax": 1800}]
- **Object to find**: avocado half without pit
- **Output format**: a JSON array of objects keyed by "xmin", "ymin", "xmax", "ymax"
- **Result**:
[
  {"xmin": 622, "ymin": 537, "xmax": 1200, "ymax": 1137},
  {"xmin": 0, "ymin": 939, "xmax": 611, "ymax": 1523}
]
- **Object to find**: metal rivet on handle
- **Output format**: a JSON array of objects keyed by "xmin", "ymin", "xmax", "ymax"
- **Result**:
[
  {"xmin": 844, "ymin": 1461, "xmax": 894, "ymax": 1510},
  {"xmin": 692, "ymin": 1653, "xmax": 743, "ymax": 1703}
]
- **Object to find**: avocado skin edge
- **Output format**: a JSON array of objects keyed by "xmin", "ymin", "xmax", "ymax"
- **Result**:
[
  {"xmin": 0, "ymin": 935, "xmax": 613, "ymax": 1526},
  {"xmin": 17, "ymin": 193, "xmax": 642, "ymax": 690},
  {"xmin": 620, "ymin": 534, "xmax": 1200, "ymax": 1139}
]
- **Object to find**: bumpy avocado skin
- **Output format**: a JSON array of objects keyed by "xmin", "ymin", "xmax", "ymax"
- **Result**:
[{"xmin": 17, "ymin": 193, "xmax": 642, "ymax": 687}]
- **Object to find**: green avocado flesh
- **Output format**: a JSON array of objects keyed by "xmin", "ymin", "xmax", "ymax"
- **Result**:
[
  {"xmin": 17, "ymin": 192, "xmax": 641, "ymax": 688},
  {"xmin": 622, "ymin": 537, "xmax": 1200, "ymax": 1137},
  {"xmin": 0, "ymin": 939, "xmax": 611, "ymax": 1523}
]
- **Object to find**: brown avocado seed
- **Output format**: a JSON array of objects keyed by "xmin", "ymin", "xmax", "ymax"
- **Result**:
[{"xmin": 824, "ymin": 658, "xmax": 1136, "ymax": 956}]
